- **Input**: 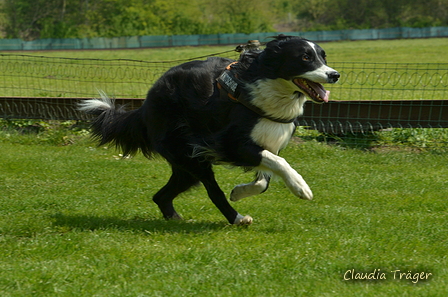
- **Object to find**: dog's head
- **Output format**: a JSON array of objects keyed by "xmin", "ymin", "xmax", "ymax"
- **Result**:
[{"xmin": 257, "ymin": 35, "xmax": 340, "ymax": 103}]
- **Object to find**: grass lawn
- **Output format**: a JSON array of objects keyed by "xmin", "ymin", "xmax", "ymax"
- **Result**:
[
  {"xmin": 0, "ymin": 131, "xmax": 447, "ymax": 296},
  {"xmin": 1, "ymin": 38, "xmax": 447, "ymax": 295}
]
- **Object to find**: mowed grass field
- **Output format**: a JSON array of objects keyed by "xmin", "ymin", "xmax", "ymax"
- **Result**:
[
  {"xmin": 1, "ymin": 137, "xmax": 447, "ymax": 296},
  {"xmin": 1, "ymin": 38, "xmax": 448, "ymax": 296}
]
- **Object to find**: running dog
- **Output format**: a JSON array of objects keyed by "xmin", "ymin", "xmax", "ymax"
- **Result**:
[{"xmin": 78, "ymin": 35, "xmax": 340, "ymax": 225}]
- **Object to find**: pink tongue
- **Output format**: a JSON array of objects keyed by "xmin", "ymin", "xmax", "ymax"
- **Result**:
[
  {"xmin": 323, "ymin": 90, "xmax": 330, "ymax": 103},
  {"xmin": 308, "ymin": 80, "xmax": 330, "ymax": 103}
]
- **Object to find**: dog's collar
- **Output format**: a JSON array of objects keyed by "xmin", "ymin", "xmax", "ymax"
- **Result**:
[{"xmin": 216, "ymin": 62, "xmax": 296, "ymax": 124}]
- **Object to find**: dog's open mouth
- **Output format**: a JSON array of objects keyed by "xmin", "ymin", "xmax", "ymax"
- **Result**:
[{"xmin": 293, "ymin": 78, "xmax": 330, "ymax": 103}]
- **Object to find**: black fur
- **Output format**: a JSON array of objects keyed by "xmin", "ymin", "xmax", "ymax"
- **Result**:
[{"xmin": 79, "ymin": 35, "xmax": 339, "ymax": 224}]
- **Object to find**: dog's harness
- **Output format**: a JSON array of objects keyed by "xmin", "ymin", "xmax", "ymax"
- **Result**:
[{"xmin": 216, "ymin": 62, "xmax": 296, "ymax": 124}]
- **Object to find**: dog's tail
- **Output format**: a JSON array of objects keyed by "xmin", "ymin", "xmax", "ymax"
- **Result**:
[{"xmin": 78, "ymin": 91, "xmax": 154, "ymax": 158}]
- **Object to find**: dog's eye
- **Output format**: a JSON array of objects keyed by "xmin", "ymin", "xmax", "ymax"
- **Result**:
[{"xmin": 302, "ymin": 54, "xmax": 311, "ymax": 61}]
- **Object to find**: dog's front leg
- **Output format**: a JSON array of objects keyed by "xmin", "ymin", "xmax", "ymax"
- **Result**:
[{"xmin": 258, "ymin": 150, "xmax": 313, "ymax": 200}]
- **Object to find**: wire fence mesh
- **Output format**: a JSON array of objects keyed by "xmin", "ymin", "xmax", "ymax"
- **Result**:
[
  {"xmin": 0, "ymin": 52, "xmax": 238, "ymax": 99},
  {"xmin": 328, "ymin": 62, "xmax": 448, "ymax": 101},
  {"xmin": 1, "ymin": 54, "xmax": 446, "ymax": 100},
  {"xmin": 0, "ymin": 53, "xmax": 447, "ymax": 149}
]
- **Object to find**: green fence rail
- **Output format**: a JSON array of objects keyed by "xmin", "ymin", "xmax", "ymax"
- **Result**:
[{"xmin": 1, "ymin": 27, "xmax": 447, "ymax": 51}]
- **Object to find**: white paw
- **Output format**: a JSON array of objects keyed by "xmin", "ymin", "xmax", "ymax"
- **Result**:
[
  {"xmin": 286, "ymin": 175, "xmax": 313, "ymax": 200},
  {"xmin": 297, "ymin": 185, "xmax": 313, "ymax": 200},
  {"xmin": 233, "ymin": 214, "xmax": 253, "ymax": 225},
  {"xmin": 230, "ymin": 175, "xmax": 270, "ymax": 202},
  {"xmin": 230, "ymin": 186, "xmax": 247, "ymax": 202}
]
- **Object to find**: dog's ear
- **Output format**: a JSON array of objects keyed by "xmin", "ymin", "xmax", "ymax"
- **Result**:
[
  {"xmin": 260, "ymin": 35, "xmax": 303, "ymax": 79},
  {"xmin": 264, "ymin": 34, "xmax": 297, "ymax": 55},
  {"xmin": 265, "ymin": 42, "xmax": 281, "ymax": 55},
  {"xmin": 274, "ymin": 34, "xmax": 291, "ymax": 40},
  {"xmin": 267, "ymin": 34, "xmax": 292, "ymax": 42},
  {"xmin": 264, "ymin": 36, "xmax": 285, "ymax": 55},
  {"xmin": 259, "ymin": 41, "xmax": 283, "ymax": 78}
]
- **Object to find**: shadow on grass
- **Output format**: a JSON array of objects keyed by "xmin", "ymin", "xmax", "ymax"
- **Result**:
[{"xmin": 50, "ymin": 213, "xmax": 228, "ymax": 234}]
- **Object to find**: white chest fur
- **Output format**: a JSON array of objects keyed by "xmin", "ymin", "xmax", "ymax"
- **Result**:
[{"xmin": 250, "ymin": 119, "xmax": 295, "ymax": 154}]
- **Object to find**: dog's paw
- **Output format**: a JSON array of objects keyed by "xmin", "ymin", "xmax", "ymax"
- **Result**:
[
  {"xmin": 165, "ymin": 212, "xmax": 183, "ymax": 221},
  {"xmin": 230, "ymin": 186, "xmax": 248, "ymax": 202},
  {"xmin": 230, "ymin": 177, "xmax": 270, "ymax": 202},
  {"xmin": 297, "ymin": 185, "xmax": 313, "ymax": 200},
  {"xmin": 285, "ymin": 175, "xmax": 313, "ymax": 200},
  {"xmin": 230, "ymin": 188, "xmax": 242, "ymax": 202},
  {"xmin": 233, "ymin": 214, "xmax": 253, "ymax": 225}
]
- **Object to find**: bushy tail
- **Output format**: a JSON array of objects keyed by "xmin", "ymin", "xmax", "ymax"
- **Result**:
[{"xmin": 78, "ymin": 91, "xmax": 154, "ymax": 158}]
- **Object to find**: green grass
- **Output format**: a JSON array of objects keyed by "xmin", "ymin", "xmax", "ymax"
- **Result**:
[
  {"xmin": 1, "ymin": 129, "xmax": 447, "ymax": 296},
  {"xmin": 296, "ymin": 126, "xmax": 448, "ymax": 151},
  {"xmin": 11, "ymin": 38, "xmax": 448, "ymax": 64},
  {"xmin": 1, "ymin": 38, "xmax": 447, "ymax": 295}
]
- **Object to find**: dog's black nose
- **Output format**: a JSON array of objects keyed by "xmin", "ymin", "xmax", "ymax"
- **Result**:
[{"xmin": 327, "ymin": 71, "xmax": 340, "ymax": 83}]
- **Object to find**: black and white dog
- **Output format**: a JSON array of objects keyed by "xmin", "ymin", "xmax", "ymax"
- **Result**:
[{"xmin": 79, "ymin": 35, "xmax": 340, "ymax": 225}]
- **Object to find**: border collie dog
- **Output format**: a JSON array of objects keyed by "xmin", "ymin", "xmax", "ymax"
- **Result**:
[{"xmin": 79, "ymin": 35, "xmax": 340, "ymax": 225}]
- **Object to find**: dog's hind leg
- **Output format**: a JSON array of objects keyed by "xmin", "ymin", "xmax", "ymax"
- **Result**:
[
  {"xmin": 230, "ymin": 171, "xmax": 271, "ymax": 202},
  {"xmin": 153, "ymin": 162, "xmax": 252, "ymax": 224},
  {"xmin": 152, "ymin": 167, "xmax": 199, "ymax": 220},
  {"xmin": 154, "ymin": 133, "xmax": 252, "ymax": 224},
  {"xmin": 188, "ymin": 162, "xmax": 253, "ymax": 225}
]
